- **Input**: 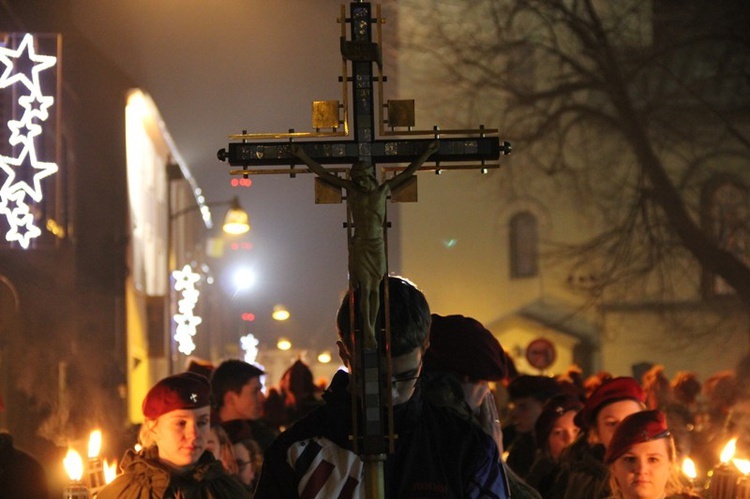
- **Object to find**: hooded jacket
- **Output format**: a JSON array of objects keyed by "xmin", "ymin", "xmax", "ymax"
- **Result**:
[{"xmin": 98, "ymin": 445, "xmax": 246, "ymax": 498}]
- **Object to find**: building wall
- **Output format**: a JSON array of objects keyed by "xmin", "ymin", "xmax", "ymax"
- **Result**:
[{"xmin": 391, "ymin": 0, "xmax": 750, "ymax": 379}]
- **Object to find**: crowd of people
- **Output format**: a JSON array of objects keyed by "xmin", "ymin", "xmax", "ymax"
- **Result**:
[{"xmin": 3, "ymin": 275, "xmax": 750, "ymax": 498}]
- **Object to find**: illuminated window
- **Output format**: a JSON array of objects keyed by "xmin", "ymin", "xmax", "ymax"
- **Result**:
[{"xmin": 510, "ymin": 211, "xmax": 538, "ymax": 278}]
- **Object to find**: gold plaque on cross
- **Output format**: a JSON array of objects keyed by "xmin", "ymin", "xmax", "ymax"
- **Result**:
[
  {"xmin": 312, "ymin": 100, "xmax": 340, "ymax": 129},
  {"xmin": 314, "ymin": 177, "xmax": 342, "ymax": 204},
  {"xmin": 391, "ymin": 176, "xmax": 418, "ymax": 202},
  {"xmin": 387, "ymin": 100, "xmax": 415, "ymax": 128}
]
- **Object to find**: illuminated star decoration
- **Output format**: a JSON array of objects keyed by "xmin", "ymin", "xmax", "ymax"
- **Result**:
[
  {"xmin": 172, "ymin": 264, "xmax": 203, "ymax": 355},
  {"xmin": 240, "ymin": 333, "xmax": 260, "ymax": 364},
  {"xmin": 0, "ymin": 33, "xmax": 58, "ymax": 249}
]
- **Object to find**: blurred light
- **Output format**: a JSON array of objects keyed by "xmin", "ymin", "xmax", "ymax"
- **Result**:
[
  {"xmin": 230, "ymin": 178, "xmax": 253, "ymax": 188},
  {"xmin": 241, "ymin": 333, "xmax": 260, "ymax": 364},
  {"xmin": 721, "ymin": 438, "xmax": 737, "ymax": 463},
  {"xmin": 103, "ymin": 459, "xmax": 118, "ymax": 484},
  {"xmin": 230, "ymin": 241, "xmax": 253, "ymax": 251},
  {"xmin": 272, "ymin": 305, "xmax": 290, "ymax": 321},
  {"xmin": 88, "ymin": 429, "xmax": 102, "ymax": 458},
  {"xmin": 63, "ymin": 448, "xmax": 84, "ymax": 481},
  {"xmin": 232, "ymin": 267, "xmax": 256, "ymax": 291},
  {"xmin": 682, "ymin": 457, "xmax": 697, "ymax": 480},
  {"xmin": 734, "ymin": 458, "xmax": 750, "ymax": 475},
  {"xmin": 277, "ymin": 337, "xmax": 292, "ymax": 351},
  {"xmin": 241, "ymin": 312, "xmax": 256, "ymax": 322},
  {"xmin": 222, "ymin": 196, "xmax": 250, "ymax": 234},
  {"xmin": 317, "ymin": 350, "xmax": 332, "ymax": 364}
]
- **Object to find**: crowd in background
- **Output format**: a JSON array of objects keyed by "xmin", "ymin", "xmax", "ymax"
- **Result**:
[{"xmin": 3, "ymin": 314, "xmax": 750, "ymax": 498}]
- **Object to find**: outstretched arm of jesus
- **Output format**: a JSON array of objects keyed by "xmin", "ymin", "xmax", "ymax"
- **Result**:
[
  {"xmin": 387, "ymin": 140, "xmax": 439, "ymax": 191},
  {"xmin": 290, "ymin": 144, "xmax": 351, "ymax": 190}
]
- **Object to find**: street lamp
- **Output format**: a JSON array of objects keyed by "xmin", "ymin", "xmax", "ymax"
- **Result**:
[
  {"xmin": 170, "ymin": 195, "xmax": 250, "ymax": 235},
  {"xmin": 221, "ymin": 196, "xmax": 250, "ymax": 235}
]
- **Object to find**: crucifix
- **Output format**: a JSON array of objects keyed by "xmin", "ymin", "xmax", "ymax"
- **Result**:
[{"xmin": 217, "ymin": 3, "xmax": 510, "ymax": 497}]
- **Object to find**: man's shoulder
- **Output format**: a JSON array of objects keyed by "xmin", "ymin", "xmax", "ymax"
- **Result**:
[
  {"xmin": 419, "ymin": 401, "xmax": 498, "ymax": 454},
  {"xmin": 269, "ymin": 400, "xmax": 349, "ymax": 450}
]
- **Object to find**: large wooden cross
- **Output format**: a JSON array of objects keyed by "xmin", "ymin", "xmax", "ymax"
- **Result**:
[{"xmin": 218, "ymin": 3, "xmax": 510, "ymax": 497}]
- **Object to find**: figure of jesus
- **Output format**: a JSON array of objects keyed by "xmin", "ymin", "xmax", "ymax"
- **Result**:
[{"xmin": 291, "ymin": 140, "xmax": 439, "ymax": 349}]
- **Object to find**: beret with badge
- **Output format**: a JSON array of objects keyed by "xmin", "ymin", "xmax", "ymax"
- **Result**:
[
  {"xmin": 142, "ymin": 372, "xmax": 211, "ymax": 420},
  {"xmin": 604, "ymin": 409, "xmax": 671, "ymax": 464},
  {"xmin": 534, "ymin": 394, "xmax": 584, "ymax": 451}
]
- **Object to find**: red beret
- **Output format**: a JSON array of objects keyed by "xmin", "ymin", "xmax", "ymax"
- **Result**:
[
  {"xmin": 142, "ymin": 372, "xmax": 211, "ymax": 419},
  {"xmin": 575, "ymin": 377, "xmax": 645, "ymax": 429},
  {"xmin": 425, "ymin": 314, "xmax": 507, "ymax": 381},
  {"xmin": 604, "ymin": 410, "xmax": 670, "ymax": 463}
]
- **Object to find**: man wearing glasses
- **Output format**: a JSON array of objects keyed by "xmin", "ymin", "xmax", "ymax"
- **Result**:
[{"xmin": 255, "ymin": 276, "xmax": 509, "ymax": 498}]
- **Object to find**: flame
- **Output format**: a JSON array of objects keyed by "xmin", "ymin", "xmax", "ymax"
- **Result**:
[
  {"xmin": 103, "ymin": 459, "xmax": 118, "ymax": 484},
  {"xmin": 134, "ymin": 443, "xmax": 142, "ymax": 453},
  {"xmin": 734, "ymin": 458, "xmax": 750, "ymax": 475},
  {"xmin": 63, "ymin": 448, "xmax": 84, "ymax": 482},
  {"xmin": 88, "ymin": 429, "xmax": 102, "ymax": 458},
  {"xmin": 682, "ymin": 457, "xmax": 697, "ymax": 480},
  {"xmin": 721, "ymin": 438, "xmax": 738, "ymax": 464}
]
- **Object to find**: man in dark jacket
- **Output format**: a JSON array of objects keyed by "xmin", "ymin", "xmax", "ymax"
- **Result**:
[{"xmin": 254, "ymin": 276, "xmax": 509, "ymax": 498}]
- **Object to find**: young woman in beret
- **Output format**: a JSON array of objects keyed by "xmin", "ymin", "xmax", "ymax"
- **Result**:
[
  {"xmin": 98, "ymin": 372, "xmax": 246, "ymax": 498},
  {"xmin": 606, "ymin": 410, "xmax": 697, "ymax": 499},
  {"xmin": 525, "ymin": 394, "xmax": 583, "ymax": 498},
  {"xmin": 550, "ymin": 376, "xmax": 646, "ymax": 499}
]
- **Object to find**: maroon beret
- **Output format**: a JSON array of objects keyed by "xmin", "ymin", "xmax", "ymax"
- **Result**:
[
  {"xmin": 604, "ymin": 410, "xmax": 670, "ymax": 463},
  {"xmin": 575, "ymin": 376, "xmax": 645, "ymax": 429},
  {"xmin": 534, "ymin": 394, "xmax": 584, "ymax": 451},
  {"xmin": 142, "ymin": 372, "xmax": 211, "ymax": 419},
  {"xmin": 425, "ymin": 314, "xmax": 507, "ymax": 381}
]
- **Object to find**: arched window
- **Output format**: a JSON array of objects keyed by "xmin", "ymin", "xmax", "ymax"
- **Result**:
[
  {"xmin": 703, "ymin": 179, "xmax": 750, "ymax": 295},
  {"xmin": 510, "ymin": 211, "xmax": 538, "ymax": 278}
]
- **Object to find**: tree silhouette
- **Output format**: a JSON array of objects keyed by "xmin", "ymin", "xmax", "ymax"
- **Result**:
[{"xmin": 401, "ymin": 0, "xmax": 750, "ymax": 311}]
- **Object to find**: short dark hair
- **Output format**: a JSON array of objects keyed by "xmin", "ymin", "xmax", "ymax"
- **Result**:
[
  {"xmin": 336, "ymin": 275, "xmax": 431, "ymax": 357},
  {"xmin": 211, "ymin": 360, "xmax": 265, "ymax": 410}
]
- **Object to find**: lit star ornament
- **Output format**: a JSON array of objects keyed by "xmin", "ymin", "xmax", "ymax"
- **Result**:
[
  {"xmin": 0, "ymin": 33, "xmax": 59, "ymax": 249},
  {"xmin": 172, "ymin": 264, "xmax": 203, "ymax": 355},
  {"xmin": 240, "ymin": 333, "xmax": 260, "ymax": 364}
]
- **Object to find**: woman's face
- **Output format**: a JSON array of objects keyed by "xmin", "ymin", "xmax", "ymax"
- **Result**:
[
  {"xmin": 548, "ymin": 410, "xmax": 580, "ymax": 460},
  {"xmin": 153, "ymin": 406, "xmax": 211, "ymax": 470},
  {"xmin": 233, "ymin": 442, "xmax": 255, "ymax": 487},
  {"xmin": 611, "ymin": 438, "xmax": 671, "ymax": 499},
  {"xmin": 593, "ymin": 400, "xmax": 644, "ymax": 449}
]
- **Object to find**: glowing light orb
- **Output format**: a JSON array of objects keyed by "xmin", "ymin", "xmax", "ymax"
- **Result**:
[{"xmin": 277, "ymin": 337, "xmax": 292, "ymax": 351}]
